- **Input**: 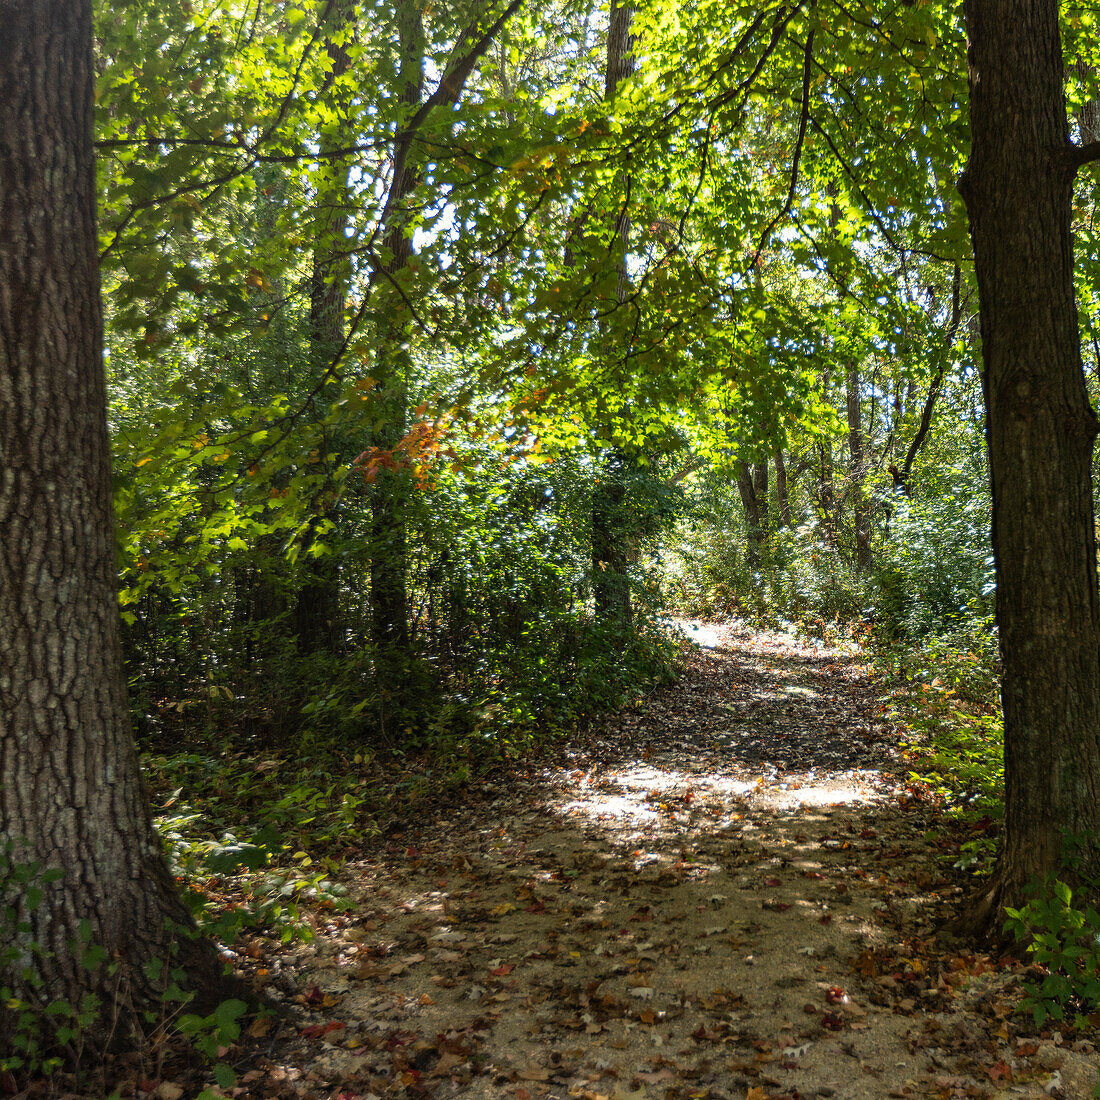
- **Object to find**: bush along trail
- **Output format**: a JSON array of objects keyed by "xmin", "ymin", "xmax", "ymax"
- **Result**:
[{"xmin": 176, "ymin": 625, "xmax": 1098, "ymax": 1099}]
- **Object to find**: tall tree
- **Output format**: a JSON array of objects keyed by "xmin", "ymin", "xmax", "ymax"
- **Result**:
[
  {"xmin": 959, "ymin": 0, "xmax": 1100, "ymax": 921},
  {"xmin": 365, "ymin": 0, "xmax": 524, "ymax": 673},
  {"xmin": 295, "ymin": 5, "xmax": 354, "ymax": 658},
  {"xmin": 591, "ymin": 0, "xmax": 638, "ymax": 628},
  {"xmin": 845, "ymin": 360, "xmax": 872, "ymax": 571},
  {"xmin": 773, "ymin": 449, "xmax": 793, "ymax": 528},
  {"xmin": 736, "ymin": 458, "xmax": 769, "ymax": 569},
  {"xmin": 0, "ymin": 0, "xmax": 229, "ymax": 1029},
  {"xmin": 367, "ymin": 0, "xmax": 423, "ymax": 667}
]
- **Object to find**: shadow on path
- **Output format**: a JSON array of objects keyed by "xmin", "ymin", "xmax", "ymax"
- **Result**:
[{"xmin": 260, "ymin": 622, "xmax": 1083, "ymax": 1100}]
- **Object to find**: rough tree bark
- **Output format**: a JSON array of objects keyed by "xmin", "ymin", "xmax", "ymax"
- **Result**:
[
  {"xmin": 1074, "ymin": 62, "xmax": 1100, "ymax": 144},
  {"xmin": 958, "ymin": 0, "xmax": 1100, "ymax": 924},
  {"xmin": 0, "ymin": 0, "xmax": 233, "ymax": 1035}
]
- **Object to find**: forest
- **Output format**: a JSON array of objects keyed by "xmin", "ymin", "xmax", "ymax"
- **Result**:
[{"xmin": 4, "ymin": 0, "xmax": 1100, "ymax": 1095}]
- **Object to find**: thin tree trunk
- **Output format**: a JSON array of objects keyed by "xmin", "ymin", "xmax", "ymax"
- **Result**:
[
  {"xmin": 816, "ymin": 440, "xmax": 836, "ymax": 546},
  {"xmin": 368, "ymin": 0, "xmax": 423, "ymax": 663},
  {"xmin": 845, "ymin": 361, "xmax": 872, "ymax": 571},
  {"xmin": 774, "ymin": 449, "xmax": 793, "ymax": 528},
  {"xmin": 592, "ymin": 0, "xmax": 637, "ymax": 628},
  {"xmin": 364, "ymin": 0, "xmax": 523, "ymax": 663},
  {"xmin": 890, "ymin": 265, "xmax": 965, "ymax": 496},
  {"xmin": 753, "ymin": 459, "xmax": 769, "ymax": 531},
  {"xmin": 295, "ymin": 13, "xmax": 352, "ymax": 658},
  {"xmin": 592, "ymin": 455, "xmax": 632, "ymax": 623},
  {"xmin": 737, "ymin": 460, "xmax": 768, "ymax": 569},
  {"xmin": 959, "ymin": 0, "xmax": 1100, "ymax": 925},
  {"xmin": 0, "ymin": 0, "xmax": 232, "ymax": 1032}
]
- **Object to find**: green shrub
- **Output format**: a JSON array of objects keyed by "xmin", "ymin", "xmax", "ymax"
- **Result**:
[
  {"xmin": 1005, "ymin": 878, "xmax": 1100, "ymax": 1026},
  {"xmin": 875, "ymin": 460, "xmax": 994, "ymax": 641}
]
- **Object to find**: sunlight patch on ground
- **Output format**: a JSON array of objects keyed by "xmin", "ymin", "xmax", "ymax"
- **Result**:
[
  {"xmin": 754, "ymin": 776, "xmax": 881, "ymax": 809},
  {"xmin": 663, "ymin": 617, "xmax": 727, "ymax": 649},
  {"xmin": 780, "ymin": 683, "xmax": 819, "ymax": 698},
  {"xmin": 552, "ymin": 762, "xmax": 886, "ymax": 829}
]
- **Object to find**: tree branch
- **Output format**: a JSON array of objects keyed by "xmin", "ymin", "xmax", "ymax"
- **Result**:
[{"xmin": 752, "ymin": 18, "xmax": 814, "ymax": 266}]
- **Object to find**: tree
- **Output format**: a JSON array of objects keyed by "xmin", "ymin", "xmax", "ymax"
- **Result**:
[
  {"xmin": 736, "ymin": 458, "xmax": 769, "ymax": 569},
  {"xmin": 590, "ymin": 0, "xmax": 638, "ymax": 629},
  {"xmin": 958, "ymin": 0, "xmax": 1100, "ymax": 920},
  {"xmin": 294, "ymin": 3, "xmax": 354, "ymax": 660},
  {"xmin": 844, "ymin": 360, "xmax": 872, "ymax": 571},
  {"xmin": 0, "ymin": 0, "xmax": 230, "ymax": 1033}
]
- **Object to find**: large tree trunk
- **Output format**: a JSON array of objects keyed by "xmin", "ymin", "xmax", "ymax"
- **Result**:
[
  {"xmin": 0, "ymin": 0, "xmax": 231, "ymax": 1036},
  {"xmin": 959, "ymin": 0, "xmax": 1100, "ymax": 925}
]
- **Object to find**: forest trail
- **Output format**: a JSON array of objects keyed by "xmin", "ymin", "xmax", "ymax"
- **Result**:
[{"xmin": 251, "ymin": 624, "xmax": 1097, "ymax": 1100}]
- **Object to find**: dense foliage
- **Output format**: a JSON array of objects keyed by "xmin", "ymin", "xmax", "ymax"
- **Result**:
[{"xmin": 86, "ymin": 0, "xmax": 1100, "ymax": 883}]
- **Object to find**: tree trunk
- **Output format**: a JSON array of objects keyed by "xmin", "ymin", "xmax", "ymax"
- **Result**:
[
  {"xmin": 958, "ymin": 0, "xmax": 1100, "ymax": 924},
  {"xmin": 0, "ymin": 0, "xmax": 232, "ymax": 1036},
  {"xmin": 816, "ymin": 440, "xmax": 837, "ymax": 546},
  {"xmin": 1074, "ymin": 62, "xmax": 1100, "ymax": 143},
  {"xmin": 295, "ymin": 14, "xmax": 352, "ymax": 659},
  {"xmin": 774, "ymin": 449, "xmax": 793, "ymax": 528},
  {"xmin": 368, "ymin": 0, "xmax": 423, "ymax": 666},
  {"xmin": 737, "ymin": 460, "xmax": 768, "ymax": 569},
  {"xmin": 591, "ymin": 0, "xmax": 637, "ymax": 629},
  {"xmin": 592, "ymin": 454, "xmax": 633, "ymax": 624},
  {"xmin": 362, "ymin": 0, "xmax": 524, "ymax": 666},
  {"xmin": 845, "ymin": 361, "xmax": 872, "ymax": 571}
]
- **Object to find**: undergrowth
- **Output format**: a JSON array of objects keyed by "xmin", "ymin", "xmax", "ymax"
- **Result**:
[{"xmin": 875, "ymin": 622, "xmax": 1003, "ymax": 856}]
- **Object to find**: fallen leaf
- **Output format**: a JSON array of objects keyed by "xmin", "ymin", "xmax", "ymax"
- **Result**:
[
  {"xmin": 430, "ymin": 1051, "xmax": 466, "ymax": 1077},
  {"xmin": 517, "ymin": 1065, "xmax": 550, "ymax": 1081},
  {"xmin": 301, "ymin": 1021, "xmax": 346, "ymax": 1039},
  {"xmin": 248, "ymin": 1015, "xmax": 273, "ymax": 1038}
]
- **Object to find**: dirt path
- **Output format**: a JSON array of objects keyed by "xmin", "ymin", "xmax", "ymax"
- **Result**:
[{"xmin": 246, "ymin": 623, "xmax": 1098, "ymax": 1100}]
